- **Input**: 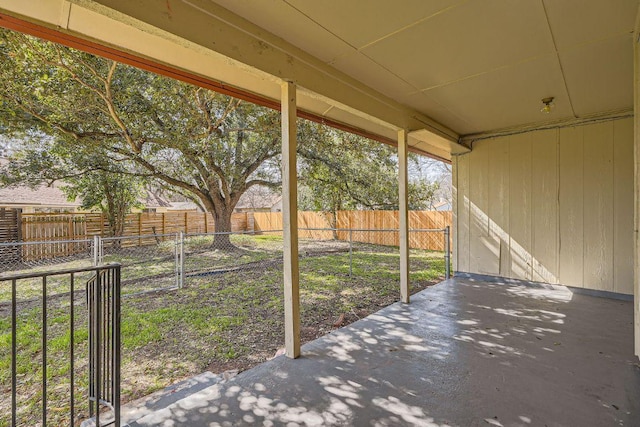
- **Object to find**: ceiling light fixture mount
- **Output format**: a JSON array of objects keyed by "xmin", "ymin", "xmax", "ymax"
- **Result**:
[{"xmin": 541, "ymin": 97, "xmax": 555, "ymax": 114}]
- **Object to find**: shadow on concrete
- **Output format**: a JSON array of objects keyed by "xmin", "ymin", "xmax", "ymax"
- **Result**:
[{"xmin": 126, "ymin": 276, "xmax": 640, "ymax": 426}]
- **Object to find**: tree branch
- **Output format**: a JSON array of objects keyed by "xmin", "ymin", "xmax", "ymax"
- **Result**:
[{"xmin": 104, "ymin": 61, "xmax": 140, "ymax": 153}]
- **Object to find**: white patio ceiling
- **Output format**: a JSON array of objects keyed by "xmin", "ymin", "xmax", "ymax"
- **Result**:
[
  {"xmin": 0, "ymin": 0, "xmax": 637, "ymax": 160},
  {"xmin": 212, "ymin": 0, "xmax": 637, "ymax": 135}
]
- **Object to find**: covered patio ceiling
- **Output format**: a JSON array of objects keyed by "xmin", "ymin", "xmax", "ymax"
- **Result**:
[
  {"xmin": 212, "ymin": 0, "xmax": 637, "ymax": 136},
  {"xmin": 1, "ymin": 0, "xmax": 636, "ymax": 161}
]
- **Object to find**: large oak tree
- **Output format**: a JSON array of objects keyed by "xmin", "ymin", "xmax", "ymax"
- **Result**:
[
  {"xmin": 0, "ymin": 29, "xmax": 443, "ymax": 247},
  {"xmin": 0, "ymin": 29, "xmax": 281, "ymax": 248}
]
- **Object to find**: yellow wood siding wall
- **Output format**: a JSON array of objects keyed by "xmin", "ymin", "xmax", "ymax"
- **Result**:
[{"xmin": 453, "ymin": 117, "xmax": 634, "ymax": 294}]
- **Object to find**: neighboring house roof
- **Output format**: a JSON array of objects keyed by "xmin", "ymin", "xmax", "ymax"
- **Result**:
[
  {"xmin": 433, "ymin": 200, "xmax": 452, "ymax": 211},
  {"xmin": 235, "ymin": 186, "xmax": 282, "ymax": 211},
  {"xmin": 141, "ymin": 191, "xmax": 172, "ymax": 209},
  {"xmin": 0, "ymin": 182, "xmax": 81, "ymax": 208},
  {"xmin": 0, "ymin": 184, "xmax": 182, "ymax": 210},
  {"xmin": 167, "ymin": 201, "xmax": 201, "ymax": 211}
]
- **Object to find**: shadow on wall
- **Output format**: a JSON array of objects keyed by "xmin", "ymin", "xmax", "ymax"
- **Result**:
[
  {"xmin": 466, "ymin": 200, "xmax": 557, "ymax": 284},
  {"xmin": 456, "ymin": 119, "xmax": 635, "ymax": 295}
]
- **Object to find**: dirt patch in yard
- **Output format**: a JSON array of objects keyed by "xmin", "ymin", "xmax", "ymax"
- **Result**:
[{"xmin": 203, "ymin": 283, "xmax": 438, "ymax": 376}]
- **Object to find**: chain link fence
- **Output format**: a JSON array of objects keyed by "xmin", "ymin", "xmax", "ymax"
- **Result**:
[
  {"xmin": 0, "ymin": 239, "xmax": 95, "ymax": 302},
  {"xmin": 298, "ymin": 227, "xmax": 449, "ymax": 276},
  {"xmin": 0, "ymin": 239, "xmax": 94, "ymax": 273},
  {"xmin": 182, "ymin": 230, "xmax": 283, "ymax": 279},
  {"xmin": 179, "ymin": 227, "xmax": 451, "ymax": 290},
  {"xmin": 99, "ymin": 234, "xmax": 180, "ymax": 295},
  {"xmin": 0, "ymin": 227, "xmax": 450, "ymax": 302}
]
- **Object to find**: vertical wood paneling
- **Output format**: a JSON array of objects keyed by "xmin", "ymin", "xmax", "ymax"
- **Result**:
[
  {"xmin": 488, "ymin": 136, "xmax": 510, "ymax": 276},
  {"xmin": 469, "ymin": 140, "xmax": 499, "ymax": 275},
  {"xmin": 583, "ymin": 121, "xmax": 615, "ymax": 292},
  {"xmin": 455, "ymin": 117, "xmax": 633, "ymax": 294},
  {"xmin": 559, "ymin": 126, "xmax": 585, "ymax": 287},
  {"xmin": 509, "ymin": 133, "xmax": 533, "ymax": 280},
  {"xmin": 457, "ymin": 153, "xmax": 471, "ymax": 272},
  {"xmin": 613, "ymin": 118, "xmax": 634, "ymax": 294},
  {"xmin": 532, "ymin": 129, "xmax": 559, "ymax": 283}
]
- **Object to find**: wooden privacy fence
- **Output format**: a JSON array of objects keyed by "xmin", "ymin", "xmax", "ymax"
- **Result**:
[
  {"xmin": 17, "ymin": 211, "xmax": 248, "ymax": 257},
  {"xmin": 254, "ymin": 210, "xmax": 453, "ymax": 251},
  {"xmin": 20, "ymin": 211, "xmax": 248, "ymax": 241},
  {"xmin": 16, "ymin": 211, "xmax": 248, "ymax": 262},
  {"xmin": 8, "ymin": 209, "xmax": 451, "ymax": 261}
]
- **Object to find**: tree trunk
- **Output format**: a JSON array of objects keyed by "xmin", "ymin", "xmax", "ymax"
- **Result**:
[
  {"xmin": 330, "ymin": 210, "xmax": 338, "ymax": 240},
  {"xmin": 212, "ymin": 207, "xmax": 233, "ymax": 250}
]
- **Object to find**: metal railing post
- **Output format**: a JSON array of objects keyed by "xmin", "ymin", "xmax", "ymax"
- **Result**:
[
  {"xmin": 93, "ymin": 270, "xmax": 101, "ymax": 426},
  {"xmin": 179, "ymin": 232, "xmax": 185, "ymax": 289},
  {"xmin": 444, "ymin": 226, "xmax": 451, "ymax": 279},
  {"xmin": 349, "ymin": 229, "xmax": 353, "ymax": 277},
  {"xmin": 10, "ymin": 279, "xmax": 16, "ymax": 427},
  {"xmin": 174, "ymin": 232, "xmax": 179, "ymax": 288},
  {"xmin": 113, "ymin": 265, "xmax": 121, "ymax": 427},
  {"xmin": 93, "ymin": 236, "xmax": 99, "ymax": 266}
]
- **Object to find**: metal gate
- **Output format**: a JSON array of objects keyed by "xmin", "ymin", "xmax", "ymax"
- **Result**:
[
  {"xmin": 87, "ymin": 265, "xmax": 122, "ymax": 427},
  {"xmin": 0, "ymin": 207, "xmax": 21, "ymax": 264},
  {"xmin": 4, "ymin": 263, "xmax": 121, "ymax": 427}
]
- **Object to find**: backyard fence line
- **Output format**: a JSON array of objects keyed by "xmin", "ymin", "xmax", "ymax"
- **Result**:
[
  {"xmin": 254, "ymin": 210, "xmax": 453, "ymax": 251},
  {"xmin": 3, "ymin": 210, "xmax": 452, "ymax": 265},
  {"xmin": 177, "ymin": 228, "xmax": 451, "ymax": 287},
  {"xmin": 1, "ymin": 228, "xmax": 451, "ymax": 303},
  {"xmin": 18, "ymin": 210, "xmax": 250, "ymax": 245},
  {"xmin": 297, "ymin": 227, "xmax": 451, "ymax": 279}
]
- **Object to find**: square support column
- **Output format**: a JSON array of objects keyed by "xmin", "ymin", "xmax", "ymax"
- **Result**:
[
  {"xmin": 398, "ymin": 129, "xmax": 410, "ymax": 303},
  {"xmin": 281, "ymin": 81, "xmax": 300, "ymax": 358},
  {"xmin": 634, "ymin": 29, "xmax": 640, "ymax": 358}
]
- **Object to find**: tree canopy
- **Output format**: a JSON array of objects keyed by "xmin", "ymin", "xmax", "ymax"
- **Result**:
[
  {"xmin": 298, "ymin": 127, "xmax": 438, "ymax": 212},
  {"xmin": 0, "ymin": 28, "xmax": 445, "ymax": 244}
]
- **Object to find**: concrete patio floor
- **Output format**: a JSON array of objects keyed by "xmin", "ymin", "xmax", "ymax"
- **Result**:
[{"xmin": 125, "ymin": 276, "xmax": 640, "ymax": 427}]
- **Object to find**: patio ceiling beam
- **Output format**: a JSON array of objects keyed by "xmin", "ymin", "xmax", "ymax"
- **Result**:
[
  {"xmin": 398, "ymin": 129, "xmax": 410, "ymax": 304},
  {"xmin": 281, "ymin": 81, "xmax": 300, "ymax": 359},
  {"xmin": 66, "ymin": 0, "xmax": 462, "ymax": 156},
  {"xmin": 75, "ymin": 0, "xmax": 451, "ymax": 130},
  {"xmin": 0, "ymin": 5, "xmax": 459, "ymax": 162}
]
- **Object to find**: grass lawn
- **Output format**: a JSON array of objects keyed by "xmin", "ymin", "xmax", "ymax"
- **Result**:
[{"xmin": 0, "ymin": 235, "xmax": 445, "ymax": 427}]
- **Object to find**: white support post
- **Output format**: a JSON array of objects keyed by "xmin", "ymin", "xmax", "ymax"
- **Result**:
[
  {"xmin": 634, "ymin": 25, "xmax": 640, "ymax": 358},
  {"xmin": 398, "ymin": 129, "xmax": 410, "ymax": 303},
  {"xmin": 93, "ymin": 236, "xmax": 100, "ymax": 266},
  {"xmin": 281, "ymin": 81, "xmax": 300, "ymax": 358}
]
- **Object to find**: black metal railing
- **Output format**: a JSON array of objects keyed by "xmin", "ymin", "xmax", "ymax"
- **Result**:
[
  {"xmin": 2, "ymin": 263, "xmax": 121, "ymax": 427},
  {"xmin": 87, "ymin": 266, "xmax": 121, "ymax": 427}
]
